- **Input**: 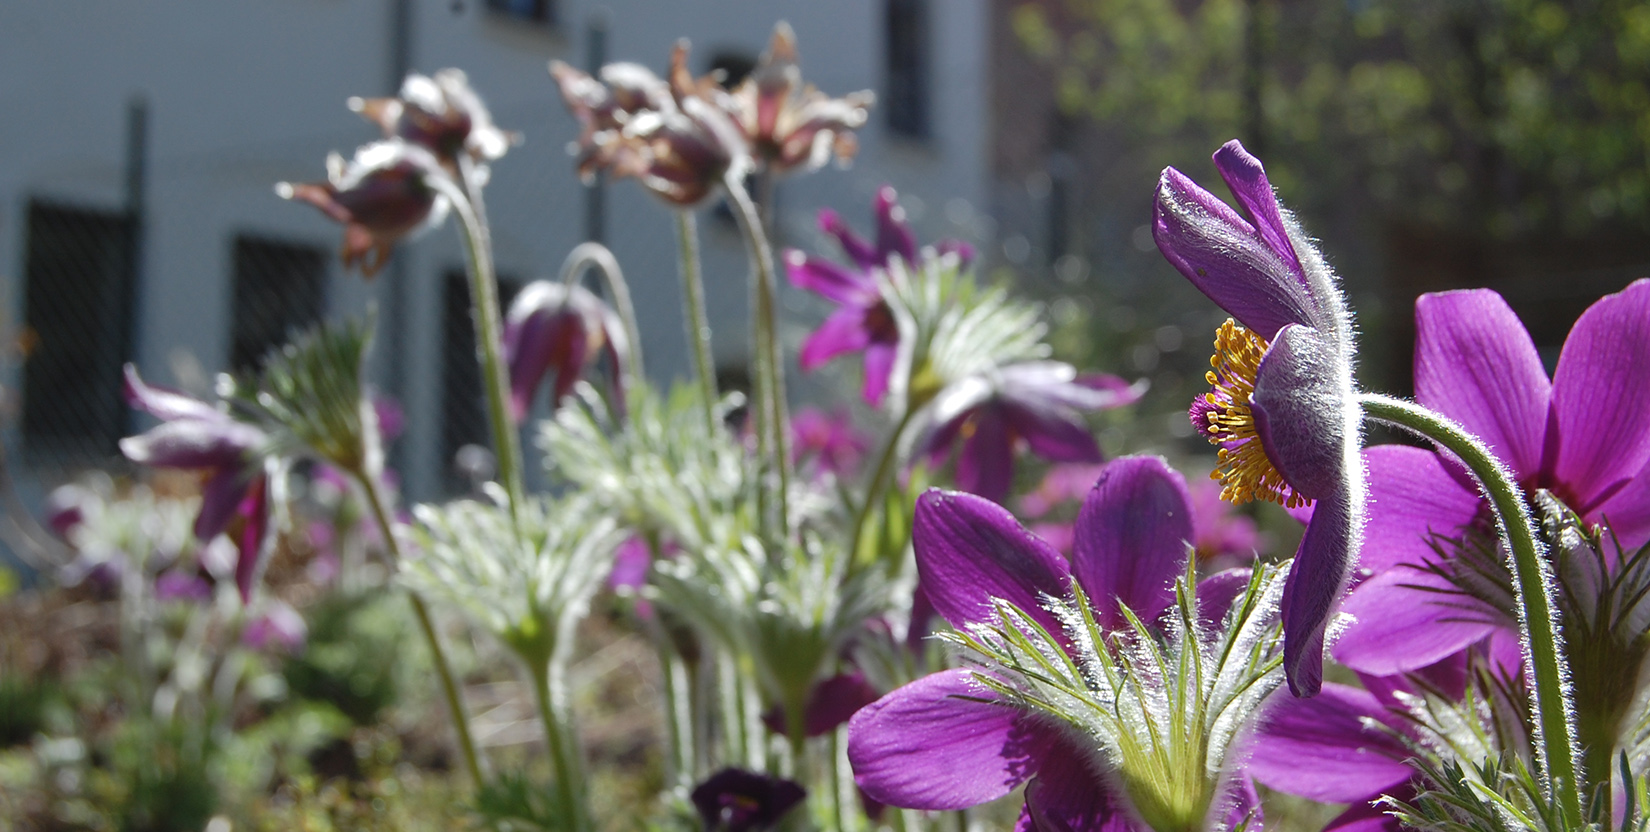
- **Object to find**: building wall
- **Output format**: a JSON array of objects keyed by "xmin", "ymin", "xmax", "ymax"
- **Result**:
[{"xmin": 0, "ymin": 0, "xmax": 989, "ymax": 506}]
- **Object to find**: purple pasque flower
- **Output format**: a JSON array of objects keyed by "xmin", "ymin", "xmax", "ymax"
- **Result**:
[
  {"xmin": 761, "ymin": 671, "xmax": 881, "ymax": 738},
  {"xmin": 790, "ymin": 407, "xmax": 870, "ymax": 478},
  {"xmin": 1155, "ymin": 139, "xmax": 1365, "ymax": 697},
  {"xmin": 278, "ymin": 140, "xmax": 449, "ymax": 278},
  {"xmin": 849, "ymin": 457, "xmax": 1265, "ymax": 831},
  {"xmin": 724, "ymin": 23, "xmax": 873, "ymax": 175},
  {"xmin": 350, "ymin": 69, "xmax": 517, "ymax": 169},
  {"xmin": 690, "ymin": 768, "xmax": 807, "ymax": 832},
  {"xmin": 1019, "ymin": 465, "xmax": 1263, "ymax": 564},
  {"xmin": 785, "ymin": 186, "xmax": 975, "ymax": 406},
  {"xmin": 1331, "ymin": 280, "xmax": 1650, "ymax": 677},
  {"xmin": 916, "ymin": 362, "xmax": 1143, "ymax": 504},
  {"xmin": 550, "ymin": 43, "xmax": 749, "ymax": 209},
  {"xmin": 119, "ymin": 365, "xmax": 272, "ymax": 603},
  {"xmin": 503, "ymin": 280, "xmax": 629, "ymax": 421},
  {"xmin": 242, "ymin": 599, "xmax": 308, "ymax": 653}
]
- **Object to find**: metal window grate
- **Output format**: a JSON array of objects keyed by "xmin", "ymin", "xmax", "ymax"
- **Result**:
[
  {"xmin": 441, "ymin": 271, "xmax": 520, "ymax": 495},
  {"xmin": 20, "ymin": 200, "xmax": 137, "ymax": 463},
  {"xmin": 230, "ymin": 235, "xmax": 327, "ymax": 373}
]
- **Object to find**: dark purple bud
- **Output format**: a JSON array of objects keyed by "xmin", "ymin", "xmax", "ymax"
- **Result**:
[
  {"xmin": 690, "ymin": 768, "xmax": 806, "ymax": 832},
  {"xmin": 761, "ymin": 672, "xmax": 882, "ymax": 737},
  {"xmin": 278, "ymin": 141, "xmax": 448, "ymax": 278}
]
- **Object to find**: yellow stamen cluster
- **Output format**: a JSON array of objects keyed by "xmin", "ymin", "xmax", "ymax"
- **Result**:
[{"xmin": 1200, "ymin": 319, "xmax": 1310, "ymax": 509}]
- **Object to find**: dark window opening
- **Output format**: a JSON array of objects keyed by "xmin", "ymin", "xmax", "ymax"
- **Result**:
[
  {"xmin": 21, "ymin": 200, "xmax": 136, "ymax": 461},
  {"xmin": 230, "ymin": 236, "xmax": 327, "ymax": 373},
  {"xmin": 707, "ymin": 50, "xmax": 757, "ymax": 90},
  {"xmin": 441, "ymin": 271, "xmax": 521, "ymax": 495},
  {"xmin": 886, "ymin": 0, "xmax": 929, "ymax": 138},
  {"xmin": 484, "ymin": 0, "xmax": 554, "ymax": 25}
]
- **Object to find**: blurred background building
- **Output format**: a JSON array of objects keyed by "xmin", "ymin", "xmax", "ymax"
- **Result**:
[{"xmin": 2, "ymin": 0, "xmax": 1647, "ymax": 563}]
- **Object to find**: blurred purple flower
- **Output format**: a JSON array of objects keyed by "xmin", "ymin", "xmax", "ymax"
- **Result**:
[
  {"xmin": 762, "ymin": 671, "xmax": 881, "ymax": 738},
  {"xmin": 784, "ymin": 186, "xmax": 974, "ymax": 406},
  {"xmin": 691, "ymin": 768, "xmax": 806, "ymax": 832},
  {"xmin": 724, "ymin": 23, "xmax": 873, "ymax": 176},
  {"xmin": 119, "ymin": 365, "xmax": 272, "ymax": 603},
  {"xmin": 154, "ymin": 570, "xmax": 213, "ymax": 604},
  {"xmin": 243, "ymin": 600, "xmax": 308, "ymax": 653},
  {"xmin": 278, "ymin": 141, "xmax": 449, "ymax": 278},
  {"xmin": 373, "ymin": 395, "xmax": 405, "ymax": 442},
  {"xmin": 790, "ymin": 407, "xmax": 869, "ymax": 478},
  {"xmin": 1155, "ymin": 139, "xmax": 1365, "ymax": 697},
  {"xmin": 917, "ymin": 362, "xmax": 1143, "ymax": 504},
  {"xmin": 44, "ymin": 483, "xmax": 91, "ymax": 539},
  {"xmin": 1330, "ymin": 281, "xmax": 1650, "ymax": 677},
  {"xmin": 850, "ymin": 457, "xmax": 1260, "ymax": 831},
  {"xmin": 351, "ymin": 69, "xmax": 516, "ymax": 168},
  {"xmin": 1018, "ymin": 464, "xmax": 1262, "ymax": 564},
  {"xmin": 503, "ymin": 280, "xmax": 629, "ymax": 421}
]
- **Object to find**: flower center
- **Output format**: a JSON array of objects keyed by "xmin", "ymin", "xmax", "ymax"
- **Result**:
[{"xmin": 1194, "ymin": 319, "xmax": 1309, "ymax": 509}]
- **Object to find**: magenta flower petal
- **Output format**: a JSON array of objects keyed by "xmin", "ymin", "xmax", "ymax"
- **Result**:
[
  {"xmin": 120, "ymin": 419, "xmax": 266, "ymax": 470},
  {"xmin": 233, "ymin": 474, "xmax": 271, "ymax": 604},
  {"xmin": 819, "ymin": 208, "xmax": 880, "ymax": 271},
  {"xmin": 1323, "ymin": 792, "xmax": 1407, "ymax": 832},
  {"xmin": 1359, "ymin": 445, "xmax": 1482, "ymax": 574},
  {"xmin": 1333, "ymin": 566, "xmax": 1501, "ymax": 675},
  {"xmin": 955, "ymin": 407, "xmax": 1016, "ymax": 503},
  {"xmin": 1071, "ymin": 456, "xmax": 1192, "ymax": 629},
  {"xmin": 1223, "ymin": 776, "xmax": 1266, "ymax": 831},
  {"xmin": 123, "ymin": 365, "xmax": 223, "ymax": 422},
  {"xmin": 1251, "ymin": 324, "xmax": 1348, "ymax": 500},
  {"xmin": 1211, "ymin": 140, "xmax": 1304, "ymax": 285},
  {"xmin": 1003, "ymin": 403, "xmax": 1103, "ymax": 467},
  {"xmin": 784, "ymin": 251, "xmax": 878, "ymax": 305},
  {"xmin": 1246, "ymin": 683, "xmax": 1413, "ymax": 803},
  {"xmin": 762, "ymin": 672, "xmax": 882, "ymax": 737},
  {"xmin": 1595, "ymin": 460, "xmax": 1650, "ymax": 549},
  {"xmin": 848, "ymin": 668, "xmax": 1054, "ymax": 810},
  {"xmin": 196, "ymin": 467, "xmax": 254, "ymax": 542},
  {"xmin": 912, "ymin": 489, "xmax": 1072, "ymax": 635},
  {"xmin": 874, "ymin": 186, "xmax": 917, "ymax": 266},
  {"xmin": 1414, "ymin": 290, "xmax": 1552, "ymax": 477},
  {"xmin": 1550, "ymin": 279, "xmax": 1650, "ymax": 511},
  {"xmin": 1198, "ymin": 569, "xmax": 1254, "ymax": 629},
  {"xmin": 1282, "ymin": 488, "xmax": 1357, "ymax": 696},
  {"xmin": 1152, "ymin": 167, "xmax": 1318, "ymax": 341},
  {"xmin": 799, "ymin": 305, "xmax": 874, "ymax": 370},
  {"xmin": 861, "ymin": 342, "xmax": 897, "ymax": 406},
  {"xmin": 1023, "ymin": 750, "xmax": 1133, "ymax": 832}
]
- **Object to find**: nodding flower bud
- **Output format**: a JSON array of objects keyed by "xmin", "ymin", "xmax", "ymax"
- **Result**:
[
  {"xmin": 503, "ymin": 280, "xmax": 630, "ymax": 421},
  {"xmin": 726, "ymin": 22, "xmax": 873, "ymax": 175},
  {"xmin": 549, "ymin": 41, "xmax": 750, "ymax": 208},
  {"xmin": 350, "ymin": 69, "xmax": 518, "ymax": 168},
  {"xmin": 278, "ymin": 141, "xmax": 449, "ymax": 278}
]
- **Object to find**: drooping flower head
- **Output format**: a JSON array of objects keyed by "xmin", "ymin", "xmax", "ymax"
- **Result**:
[
  {"xmin": 118, "ymin": 365, "xmax": 273, "ymax": 603},
  {"xmin": 350, "ymin": 69, "xmax": 517, "ymax": 170},
  {"xmin": 917, "ymin": 361, "xmax": 1143, "ymax": 504},
  {"xmin": 1154, "ymin": 139, "xmax": 1366, "ymax": 696},
  {"xmin": 277, "ymin": 140, "xmax": 449, "ymax": 277},
  {"xmin": 502, "ymin": 280, "xmax": 630, "ymax": 421},
  {"xmin": 549, "ymin": 42, "xmax": 750, "ymax": 208},
  {"xmin": 723, "ymin": 22, "xmax": 873, "ymax": 176},
  {"xmin": 785, "ymin": 186, "xmax": 974, "ymax": 405},
  {"xmin": 850, "ymin": 456, "xmax": 1281, "ymax": 832}
]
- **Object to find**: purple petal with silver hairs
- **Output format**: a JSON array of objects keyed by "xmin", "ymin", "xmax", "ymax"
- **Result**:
[
  {"xmin": 1333, "ymin": 567, "xmax": 1501, "ymax": 676},
  {"xmin": 1246, "ymin": 682, "xmax": 1412, "ymax": 803},
  {"xmin": 1282, "ymin": 486, "xmax": 1357, "ymax": 697},
  {"xmin": 912, "ymin": 489, "xmax": 1071, "ymax": 636},
  {"xmin": 849, "ymin": 668, "xmax": 1056, "ymax": 810},
  {"xmin": 1251, "ymin": 324, "xmax": 1348, "ymax": 501},
  {"xmin": 1071, "ymin": 456, "xmax": 1192, "ymax": 629}
]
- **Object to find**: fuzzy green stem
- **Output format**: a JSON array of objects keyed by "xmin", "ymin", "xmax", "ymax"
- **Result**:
[
  {"xmin": 557, "ymin": 242, "xmax": 646, "ymax": 395},
  {"xmin": 530, "ymin": 657, "xmax": 590, "ymax": 832},
  {"xmin": 724, "ymin": 171, "xmax": 791, "ymax": 543},
  {"xmin": 1360, "ymin": 393, "xmax": 1582, "ymax": 822},
  {"xmin": 674, "ymin": 211, "xmax": 720, "ymax": 432},
  {"xmin": 851, "ymin": 406, "xmax": 918, "ymax": 572},
  {"xmin": 353, "ymin": 468, "xmax": 486, "ymax": 790},
  {"xmin": 429, "ymin": 165, "xmax": 523, "ymax": 522}
]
